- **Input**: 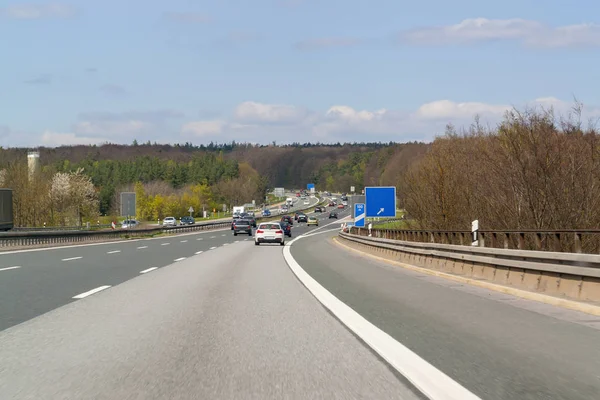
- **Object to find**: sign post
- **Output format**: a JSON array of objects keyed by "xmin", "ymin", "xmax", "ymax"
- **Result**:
[
  {"xmin": 354, "ymin": 203, "xmax": 365, "ymax": 227},
  {"xmin": 471, "ymin": 220, "xmax": 479, "ymax": 246},
  {"xmin": 365, "ymin": 186, "xmax": 396, "ymax": 218}
]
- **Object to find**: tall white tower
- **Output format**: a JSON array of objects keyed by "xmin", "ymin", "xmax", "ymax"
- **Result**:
[{"xmin": 27, "ymin": 151, "xmax": 40, "ymax": 182}]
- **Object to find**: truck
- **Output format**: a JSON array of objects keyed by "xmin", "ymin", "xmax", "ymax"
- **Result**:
[
  {"xmin": 0, "ymin": 188, "xmax": 13, "ymax": 231},
  {"xmin": 286, "ymin": 197, "xmax": 293, "ymax": 207},
  {"xmin": 232, "ymin": 206, "xmax": 245, "ymax": 216}
]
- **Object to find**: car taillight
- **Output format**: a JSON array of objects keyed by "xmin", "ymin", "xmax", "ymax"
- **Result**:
[
  {"xmin": 275, "ymin": 230, "xmax": 283, "ymax": 234},
  {"xmin": 257, "ymin": 229, "xmax": 264, "ymax": 233}
]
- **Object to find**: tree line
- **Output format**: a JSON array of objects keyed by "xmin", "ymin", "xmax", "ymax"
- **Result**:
[{"xmin": 400, "ymin": 102, "xmax": 600, "ymax": 231}]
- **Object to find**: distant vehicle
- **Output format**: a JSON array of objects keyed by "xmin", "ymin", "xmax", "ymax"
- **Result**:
[
  {"xmin": 286, "ymin": 197, "xmax": 293, "ymax": 206},
  {"xmin": 307, "ymin": 216, "xmax": 318, "ymax": 226},
  {"xmin": 281, "ymin": 215, "xmax": 293, "ymax": 225},
  {"xmin": 121, "ymin": 219, "xmax": 140, "ymax": 229},
  {"xmin": 262, "ymin": 209, "xmax": 271, "ymax": 217},
  {"xmin": 314, "ymin": 206, "xmax": 323, "ymax": 212},
  {"xmin": 0, "ymin": 189, "xmax": 14, "ymax": 231},
  {"xmin": 245, "ymin": 215, "xmax": 257, "ymax": 227},
  {"xmin": 232, "ymin": 206, "xmax": 245, "ymax": 215},
  {"xmin": 280, "ymin": 221, "xmax": 292, "ymax": 237},
  {"xmin": 297, "ymin": 213, "xmax": 308, "ymax": 223},
  {"xmin": 232, "ymin": 219, "xmax": 253, "ymax": 236},
  {"xmin": 342, "ymin": 200, "xmax": 348, "ymax": 206},
  {"xmin": 337, "ymin": 204, "xmax": 344, "ymax": 209},
  {"xmin": 162, "ymin": 217, "xmax": 177, "ymax": 227},
  {"xmin": 180, "ymin": 216, "xmax": 195, "ymax": 225},
  {"xmin": 303, "ymin": 200, "xmax": 310, "ymax": 205},
  {"xmin": 329, "ymin": 211, "xmax": 338, "ymax": 219},
  {"xmin": 255, "ymin": 222, "xmax": 285, "ymax": 246},
  {"xmin": 296, "ymin": 193, "xmax": 301, "ymax": 197},
  {"xmin": 328, "ymin": 202, "xmax": 335, "ymax": 207}
]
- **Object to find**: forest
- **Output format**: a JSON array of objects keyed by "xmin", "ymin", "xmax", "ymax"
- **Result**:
[{"xmin": 2, "ymin": 101, "xmax": 594, "ymax": 231}]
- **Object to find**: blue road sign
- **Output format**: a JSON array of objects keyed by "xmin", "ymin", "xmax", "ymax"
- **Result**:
[
  {"xmin": 354, "ymin": 203, "xmax": 365, "ymax": 227},
  {"xmin": 307, "ymin": 183, "xmax": 315, "ymax": 190},
  {"xmin": 365, "ymin": 186, "xmax": 396, "ymax": 218}
]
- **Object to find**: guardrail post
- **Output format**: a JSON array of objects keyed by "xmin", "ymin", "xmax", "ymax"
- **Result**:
[
  {"xmin": 553, "ymin": 233, "xmax": 561, "ymax": 252},
  {"xmin": 479, "ymin": 232, "xmax": 485, "ymax": 247},
  {"xmin": 518, "ymin": 233, "xmax": 525, "ymax": 250},
  {"xmin": 503, "ymin": 233, "xmax": 509, "ymax": 249},
  {"xmin": 429, "ymin": 232, "xmax": 434, "ymax": 243},
  {"xmin": 574, "ymin": 232, "xmax": 582, "ymax": 253},
  {"xmin": 491, "ymin": 233, "xmax": 497, "ymax": 248},
  {"xmin": 534, "ymin": 233, "xmax": 542, "ymax": 251}
]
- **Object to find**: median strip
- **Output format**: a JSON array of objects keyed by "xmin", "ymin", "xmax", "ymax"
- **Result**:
[
  {"xmin": 72, "ymin": 285, "xmax": 111, "ymax": 299},
  {"xmin": 140, "ymin": 267, "xmax": 158, "ymax": 274}
]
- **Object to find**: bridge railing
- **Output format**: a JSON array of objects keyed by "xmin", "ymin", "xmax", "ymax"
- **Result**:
[{"xmin": 351, "ymin": 227, "xmax": 600, "ymax": 255}]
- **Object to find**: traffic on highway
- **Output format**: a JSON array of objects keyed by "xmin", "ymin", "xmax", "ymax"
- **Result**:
[{"xmin": 1, "ymin": 192, "xmax": 600, "ymax": 400}]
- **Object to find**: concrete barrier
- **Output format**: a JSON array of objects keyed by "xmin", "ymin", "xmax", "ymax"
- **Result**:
[{"xmin": 338, "ymin": 232, "xmax": 600, "ymax": 304}]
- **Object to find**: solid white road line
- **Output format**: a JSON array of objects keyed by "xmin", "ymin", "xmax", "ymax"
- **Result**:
[
  {"xmin": 106, "ymin": 250, "xmax": 121, "ymax": 254},
  {"xmin": 137, "ymin": 246, "xmax": 148, "ymax": 249},
  {"xmin": 62, "ymin": 256, "xmax": 82, "ymax": 261},
  {"xmin": 0, "ymin": 266, "xmax": 20, "ymax": 272},
  {"xmin": 72, "ymin": 285, "xmax": 111, "ymax": 299},
  {"xmin": 161, "ymin": 243, "xmax": 170, "ymax": 246},
  {"xmin": 174, "ymin": 257, "xmax": 186, "ymax": 262},
  {"xmin": 195, "ymin": 251, "xmax": 204, "ymax": 255},
  {"xmin": 282, "ymin": 239, "xmax": 480, "ymax": 400},
  {"xmin": 140, "ymin": 267, "xmax": 158, "ymax": 274},
  {"xmin": 209, "ymin": 246, "xmax": 217, "ymax": 250},
  {"xmin": 180, "ymin": 240, "xmax": 188, "ymax": 243}
]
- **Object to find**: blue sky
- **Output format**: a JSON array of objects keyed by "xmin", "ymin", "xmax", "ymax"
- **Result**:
[{"xmin": 1, "ymin": 0, "xmax": 600, "ymax": 147}]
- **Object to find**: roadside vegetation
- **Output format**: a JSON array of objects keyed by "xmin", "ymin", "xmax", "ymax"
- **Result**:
[{"xmin": 400, "ymin": 101, "xmax": 600, "ymax": 231}]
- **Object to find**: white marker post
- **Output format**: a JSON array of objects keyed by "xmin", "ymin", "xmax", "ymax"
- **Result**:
[
  {"xmin": 471, "ymin": 219, "xmax": 479, "ymax": 246},
  {"xmin": 368, "ymin": 222, "xmax": 373, "ymax": 237}
]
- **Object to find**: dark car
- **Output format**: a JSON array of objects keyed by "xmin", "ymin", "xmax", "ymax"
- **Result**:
[
  {"xmin": 232, "ymin": 219, "xmax": 253, "ymax": 236},
  {"xmin": 280, "ymin": 221, "xmax": 292, "ymax": 237},
  {"xmin": 244, "ymin": 215, "xmax": 257, "ymax": 227},
  {"xmin": 294, "ymin": 212, "xmax": 300, "ymax": 221},
  {"xmin": 314, "ymin": 206, "xmax": 323, "ymax": 213},
  {"xmin": 329, "ymin": 211, "xmax": 338, "ymax": 219},
  {"xmin": 281, "ymin": 215, "xmax": 293, "ymax": 225},
  {"xmin": 297, "ymin": 213, "xmax": 308, "ymax": 223},
  {"xmin": 180, "ymin": 216, "xmax": 195, "ymax": 225}
]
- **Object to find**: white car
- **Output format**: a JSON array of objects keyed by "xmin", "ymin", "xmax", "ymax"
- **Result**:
[
  {"xmin": 162, "ymin": 217, "xmax": 177, "ymax": 227},
  {"xmin": 254, "ymin": 222, "xmax": 285, "ymax": 246},
  {"xmin": 304, "ymin": 200, "xmax": 309, "ymax": 205},
  {"xmin": 121, "ymin": 219, "xmax": 140, "ymax": 229}
]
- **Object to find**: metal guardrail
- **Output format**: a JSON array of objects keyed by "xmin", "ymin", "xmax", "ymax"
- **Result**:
[
  {"xmin": 0, "ymin": 196, "xmax": 326, "ymax": 249},
  {"xmin": 0, "ymin": 221, "xmax": 231, "ymax": 249},
  {"xmin": 339, "ymin": 230, "xmax": 600, "ymax": 303},
  {"xmin": 354, "ymin": 227, "xmax": 600, "ymax": 255},
  {"xmin": 11, "ymin": 224, "xmax": 113, "ymax": 232}
]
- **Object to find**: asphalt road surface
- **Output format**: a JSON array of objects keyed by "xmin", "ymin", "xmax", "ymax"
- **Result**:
[
  {"xmin": 0, "ymin": 194, "xmax": 323, "ymax": 331},
  {"xmin": 4, "ymin": 198, "xmax": 418, "ymax": 399},
  {"xmin": 291, "ymin": 229, "xmax": 600, "ymax": 400}
]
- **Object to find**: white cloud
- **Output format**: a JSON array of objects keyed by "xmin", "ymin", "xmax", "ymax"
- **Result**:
[
  {"xmin": 0, "ymin": 3, "xmax": 76, "ymax": 19},
  {"xmin": 180, "ymin": 98, "xmax": 600, "ymax": 144},
  {"xmin": 401, "ymin": 18, "xmax": 600, "ymax": 48},
  {"xmin": 233, "ymin": 101, "xmax": 308, "ymax": 123},
  {"xmin": 182, "ymin": 120, "xmax": 225, "ymax": 136},
  {"xmin": 41, "ymin": 131, "xmax": 106, "ymax": 147}
]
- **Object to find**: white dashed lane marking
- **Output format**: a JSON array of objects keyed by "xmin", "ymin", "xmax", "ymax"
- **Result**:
[
  {"xmin": 107, "ymin": 250, "xmax": 121, "ymax": 254},
  {"xmin": 174, "ymin": 257, "xmax": 186, "ymax": 262},
  {"xmin": 140, "ymin": 267, "xmax": 158, "ymax": 274},
  {"xmin": 62, "ymin": 257, "xmax": 82, "ymax": 261},
  {"xmin": 0, "ymin": 266, "xmax": 20, "ymax": 272}
]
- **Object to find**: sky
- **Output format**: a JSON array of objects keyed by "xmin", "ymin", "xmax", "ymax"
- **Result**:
[{"xmin": 1, "ymin": 0, "xmax": 600, "ymax": 147}]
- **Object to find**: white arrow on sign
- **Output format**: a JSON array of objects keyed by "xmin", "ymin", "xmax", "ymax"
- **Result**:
[
  {"xmin": 188, "ymin": 206, "xmax": 194, "ymax": 213},
  {"xmin": 377, "ymin": 208, "xmax": 384, "ymax": 215}
]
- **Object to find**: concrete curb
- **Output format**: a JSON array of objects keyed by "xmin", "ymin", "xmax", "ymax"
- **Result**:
[{"xmin": 333, "ymin": 237, "xmax": 600, "ymax": 317}]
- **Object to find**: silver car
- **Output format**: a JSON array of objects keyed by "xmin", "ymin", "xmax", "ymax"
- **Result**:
[{"xmin": 162, "ymin": 217, "xmax": 177, "ymax": 227}]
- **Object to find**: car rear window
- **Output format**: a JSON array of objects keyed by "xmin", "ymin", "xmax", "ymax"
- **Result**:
[{"xmin": 259, "ymin": 223, "xmax": 280, "ymax": 230}]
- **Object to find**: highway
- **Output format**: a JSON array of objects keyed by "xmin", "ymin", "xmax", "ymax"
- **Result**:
[
  {"xmin": 292, "ymin": 230, "xmax": 600, "ymax": 400},
  {"xmin": 0, "ymin": 203, "xmax": 428, "ymax": 399},
  {"xmin": 0, "ymin": 194, "xmax": 320, "ymax": 331},
  {"xmin": 2, "ymin": 193, "xmax": 599, "ymax": 399}
]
